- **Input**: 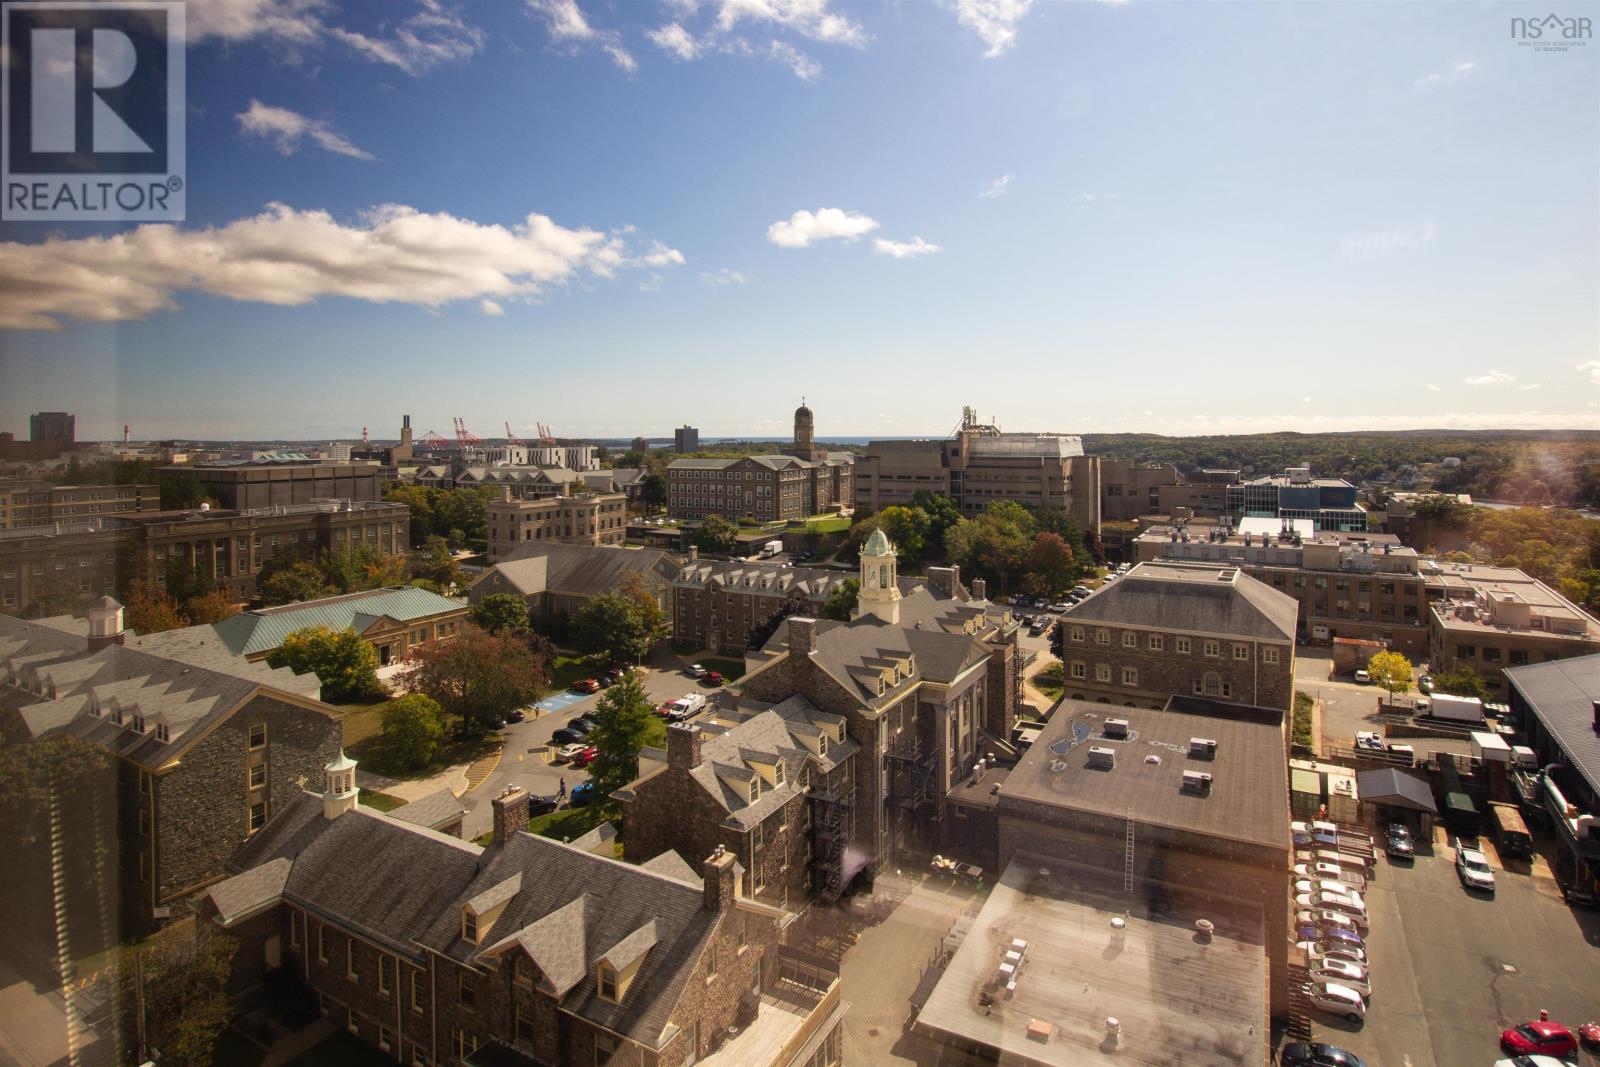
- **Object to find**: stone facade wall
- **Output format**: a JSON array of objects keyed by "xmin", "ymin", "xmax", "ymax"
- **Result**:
[
  {"xmin": 153, "ymin": 696, "xmax": 340, "ymax": 912},
  {"xmin": 673, "ymin": 583, "xmax": 818, "ymax": 653},
  {"xmin": 1056, "ymin": 620, "xmax": 1294, "ymax": 712},
  {"xmin": 982, "ymin": 637, "xmax": 1018, "ymax": 739}
]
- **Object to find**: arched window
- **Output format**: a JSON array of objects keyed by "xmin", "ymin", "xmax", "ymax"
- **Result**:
[
  {"xmin": 878, "ymin": 564, "xmax": 888, "ymax": 587},
  {"xmin": 1202, "ymin": 672, "xmax": 1222, "ymax": 697}
]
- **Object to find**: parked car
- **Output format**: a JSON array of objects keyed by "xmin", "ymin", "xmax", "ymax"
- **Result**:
[
  {"xmin": 1581, "ymin": 1021, "xmax": 1600, "ymax": 1049},
  {"xmin": 1293, "ymin": 881, "xmax": 1366, "ymax": 909},
  {"xmin": 551, "ymin": 727, "xmax": 586, "ymax": 746},
  {"xmin": 1071, "ymin": 585, "xmax": 1092, "ymax": 598},
  {"xmin": 1309, "ymin": 959, "xmax": 1370, "ymax": 998},
  {"xmin": 1295, "ymin": 899, "xmax": 1368, "ymax": 932},
  {"xmin": 1298, "ymin": 940, "xmax": 1367, "ymax": 967},
  {"xmin": 704, "ymin": 671, "xmax": 725, "ymax": 687},
  {"xmin": 1355, "ymin": 731, "xmax": 1385, "ymax": 751},
  {"xmin": 686, "ymin": 663, "xmax": 708, "ymax": 678},
  {"xmin": 1279, "ymin": 1041, "xmax": 1367, "ymax": 1067},
  {"xmin": 1385, "ymin": 823, "xmax": 1415, "ymax": 860},
  {"xmin": 596, "ymin": 669, "xmax": 618, "ymax": 686},
  {"xmin": 554, "ymin": 742, "xmax": 589, "ymax": 762},
  {"xmin": 568, "ymin": 716, "xmax": 596, "ymax": 735},
  {"xmin": 1455, "ymin": 838, "xmax": 1496, "ymax": 893},
  {"xmin": 1029, "ymin": 618, "xmax": 1052, "ymax": 637},
  {"xmin": 1499, "ymin": 1022, "xmax": 1578, "ymax": 1059},
  {"xmin": 570, "ymin": 782, "xmax": 595, "ymax": 806},
  {"xmin": 1418, "ymin": 674, "xmax": 1434, "ymax": 693},
  {"xmin": 1353, "ymin": 669, "xmax": 1371, "ymax": 684},
  {"xmin": 506, "ymin": 708, "xmax": 526, "ymax": 724},
  {"xmin": 655, "ymin": 701, "xmax": 678, "ymax": 718},
  {"xmin": 527, "ymin": 794, "xmax": 560, "ymax": 816},
  {"xmin": 571, "ymin": 678, "xmax": 601, "ymax": 693},
  {"xmin": 1047, "ymin": 602, "xmax": 1070, "ymax": 613},
  {"xmin": 570, "ymin": 746, "xmax": 598, "ymax": 768},
  {"xmin": 1295, "ymin": 909, "xmax": 1363, "ymax": 939},
  {"xmin": 1304, "ymin": 982, "xmax": 1366, "ymax": 1024},
  {"xmin": 1295, "ymin": 863, "xmax": 1365, "ymax": 892},
  {"xmin": 1491, "ymin": 1057, "xmax": 1567, "ymax": 1067}
]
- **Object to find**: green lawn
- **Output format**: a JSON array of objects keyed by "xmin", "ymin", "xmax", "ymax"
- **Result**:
[
  {"xmin": 699, "ymin": 657, "xmax": 746, "ymax": 681},
  {"xmin": 1033, "ymin": 662, "xmax": 1065, "ymax": 702},
  {"xmin": 803, "ymin": 515, "xmax": 850, "ymax": 534},
  {"xmin": 526, "ymin": 803, "xmax": 613, "ymax": 843},
  {"xmin": 550, "ymin": 652, "xmax": 597, "ymax": 691},
  {"xmin": 348, "ymin": 730, "xmax": 499, "ymax": 782},
  {"xmin": 359, "ymin": 791, "xmax": 407, "ymax": 812},
  {"xmin": 1292, "ymin": 691, "xmax": 1316, "ymax": 752}
]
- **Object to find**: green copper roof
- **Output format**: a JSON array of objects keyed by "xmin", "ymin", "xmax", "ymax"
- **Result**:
[
  {"xmin": 212, "ymin": 586, "xmax": 464, "ymax": 656},
  {"xmin": 863, "ymin": 528, "xmax": 891, "ymax": 557}
]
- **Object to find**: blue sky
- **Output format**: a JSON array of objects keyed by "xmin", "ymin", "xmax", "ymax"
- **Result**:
[{"xmin": 1, "ymin": 0, "xmax": 1597, "ymax": 441}]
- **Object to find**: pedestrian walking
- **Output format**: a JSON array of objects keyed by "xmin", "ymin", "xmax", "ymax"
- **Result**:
[{"xmin": 559, "ymin": 777, "xmax": 567, "ymax": 799}]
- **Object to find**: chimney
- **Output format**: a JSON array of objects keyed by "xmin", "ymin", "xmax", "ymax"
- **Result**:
[
  {"xmin": 972, "ymin": 578, "xmax": 988, "ymax": 602},
  {"xmin": 787, "ymin": 616, "xmax": 817, "ymax": 656},
  {"xmin": 86, "ymin": 597, "xmax": 126, "ymax": 651},
  {"xmin": 688, "ymin": 545, "xmax": 699, "ymax": 562},
  {"xmin": 501, "ymin": 486, "xmax": 512, "ymax": 503},
  {"xmin": 491, "ymin": 785, "xmax": 530, "ymax": 844},
  {"xmin": 925, "ymin": 566, "xmax": 956, "ymax": 598},
  {"xmin": 667, "ymin": 722, "xmax": 704, "ymax": 770},
  {"xmin": 702, "ymin": 845, "xmax": 738, "ymax": 912}
]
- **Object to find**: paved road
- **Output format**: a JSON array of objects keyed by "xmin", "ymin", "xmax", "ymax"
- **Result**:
[
  {"xmin": 1295, "ymin": 831, "xmax": 1600, "ymax": 1067},
  {"xmin": 460, "ymin": 654, "xmax": 729, "ymax": 838},
  {"xmin": 1294, "ymin": 648, "xmax": 1474, "ymax": 761}
]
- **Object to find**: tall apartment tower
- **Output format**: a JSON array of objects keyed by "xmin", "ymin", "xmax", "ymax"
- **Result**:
[
  {"xmin": 673, "ymin": 425, "xmax": 700, "ymax": 452},
  {"xmin": 29, "ymin": 412, "xmax": 75, "ymax": 444}
]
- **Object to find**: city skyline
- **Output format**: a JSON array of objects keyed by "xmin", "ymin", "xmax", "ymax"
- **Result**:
[{"xmin": 1, "ymin": 0, "xmax": 1597, "ymax": 439}]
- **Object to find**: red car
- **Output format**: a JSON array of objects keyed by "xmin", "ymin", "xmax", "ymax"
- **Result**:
[
  {"xmin": 571, "ymin": 678, "xmax": 601, "ymax": 694},
  {"xmin": 704, "ymin": 671, "xmax": 725, "ymax": 687},
  {"xmin": 570, "ymin": 746, "xmax": 598, "ymax": 768},
  {"xmin": 1580, "ymin": 1021, "xmax": 1600, "ymax": 1049},
  {"xmin": 654, "ymin": 701, "xmax": 677, "ymax": 718},
  {"xmin": 1500, "ymin": 1022, "xmax": 1577, "ymax": 1058}
]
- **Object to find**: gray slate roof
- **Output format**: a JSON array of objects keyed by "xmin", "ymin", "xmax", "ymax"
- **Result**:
[
  {"xmin": 1061, "ymin": 561, "xmax": 1298, "ymax": 641},
  {"xmin": 127, "ymin": 624, "xmax": 322, "ymax": 696},
  {"xmin": 1355, "ymin": 768, "xmax": 1437, "ymax": 813},
  {"xmin": 1505, "ymin": 653, "xmax": 1600, "ymax": 798},
  {"xmin": 390, "ymin": 788, "xmax": 468, "ymax": 831},
  {"xmin": 485, "ymin": 543, "xmax": 678, "ymax": 599},
  {"xmin": 212, "ymin": 586, "xmax": 465, "ymax": 657}
]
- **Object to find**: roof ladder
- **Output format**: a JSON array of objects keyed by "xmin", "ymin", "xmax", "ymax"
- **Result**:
[{"xmin": 1123, "ymin": 813, "xmax": 1136, "ymax": 893}]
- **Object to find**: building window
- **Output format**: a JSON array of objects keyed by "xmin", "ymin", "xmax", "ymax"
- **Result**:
[
  {"xmin": 317, "ymin": 925, "xmax": 328, "ymax": 962},
  {"xmin": 1121, "ymin": 631, "xmax": 1137, "ymax": 649},
  {"xmin": 248, "ymin": 723, "xmax": 267, "ymax": 749},
  {"xmin": 515, "ymin": 1004, "xmax": 533, "ymax": 1043},
  {"xmin": 249, "ymin": 801, "xmax": 267, "ymax": 833},
  {"xmin": 346, "ymin": 941, "xmax": 359, "ymax": 979},
  {"xmin": 1176, "ymin": 636, "xmax": 1191, "ymax": 654},
  {"xmin": 379, "ymin": 954, "xmax": 392, "ymax": 995},
  {"xmin": 412, "ymin": 973, "xmax": 425, "ymax": 1013},
  {"xmin": 707, "ymin": 945, "xmax": 718, "ymax": 979},
  {"xmin": 1147, "ymin": 634, "xmax": 1163, "ymax": 651},
  {"xmin": 290, "ymin": 911, "xmax": 301, "ymax": 949},
  {"xmin": 1070, "ymin": 626, "xmax": 1084, "ymax": 642},
  {"xmin": 1070, "ymin": 661, "xmax": 1086, "ymax": 680},
  {"xmin": 1095, "ymin": 663, "xmax": 1111, "ymax": 683},
  {"xmin": 1095, "ymin": 629, "xmax": 1110, "ymax": 645},
  {"xmin": 597, "ymin": 963, "xmax": 619, "ymax": 1002},
  {"xmin": 1233, "ymin": 644, "xmax": 1249, "ymax": 660},
  {"xmin": 249, "ymin": 763, "xmax": 266, "ymax": 789},
  {"xmin": 516, "ymin": 956, "xmax": 533, "ymax": 986},
  {"xmin": 1203, "ymin": 640, "xmax": 1220, "ymax": 657},
  {"xmin": 458, "ymin": 971, "xmax": 475, "ymax": 1009},
  {"xmin": 1262, "ymin": 647, "xmax": 1279, "ymax": 665},
  {"xmin": 379, "ymin": 1027, "xmax": 392, "ymax": 1052},
  {"xmin": 462, "ymin": 911, "xmax": 477, "ymax": 943},
  {"xmin": 1121, "ymin": 667, "xmax": 1138, "ymax": 686}
]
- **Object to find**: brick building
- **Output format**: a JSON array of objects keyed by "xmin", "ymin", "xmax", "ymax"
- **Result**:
[
  {"xmin": 666, "ymin": 405, "xmax": 853, "ymax": 523},
  {"xmin": 1, "ymin": 603, "xmax": 339, "ymax": 933},
  {"xmin": 650, "ymin": 532, "xmax": 1023, "ymax": 899},
  {"xmin": 1055, "ymin": 561, "xmax": 1298, "ymax": 712},
  {"xmin": 207, "ymin": 586, "xmax": 468, "ymax": 667},
  {"xmin": 0, "ymin": 499, "xmax": 409, "ymax": 616},
  {"xmin": 167, "ymin": 461, "xmax": 389, "ymax": 510},
  {"xmin": 1425, "ymin": 560, "xmax": 1600, "ymax": 698},
  {"xmin": 854, "ymin": 407, "xmax": 1101, "ymax": 533},
  {"xmin": 469, "ymin": 543, "xmax": 680, "ymax": 625},
  {"xmin": 1135, "ymin": 523, "xmax": 1432, "ymax": 653},
  {"xmin": 0, "ymin": 480, "xmax": 159, "ymax": 529},
  {"xmin": 486, "ymin": 490, "xmax": 628, "ymax": 562},
  {"xmin": 200, "ymin": 780, "xmax": 844, "ymax": 1067},
  {"xmin": 672, "ymin": 551, "xmax": 866, "ymax": 654}
]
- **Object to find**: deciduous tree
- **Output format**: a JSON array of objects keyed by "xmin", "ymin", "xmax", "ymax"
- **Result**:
[
  {"xmin": 266, "ymin": 625, "xmax": 384, "ymax": 703},
  {"xmin": 380, "ymin": 693, "xmax": 447, "ymax": 770},
  {"xmin": 124, "ymin": 580, "xmax": 188, "ymax": 634},
  {"xmin": 693, "ymin": 514, "xmax": 739, "ymax": 556},
  {"xmin": 472, "ymin": 593, "xmax": 532, "ymax": 635},
  {"xmin": 183, "ymin": 589, "xmax": 239, "ymax": 624},
  {"xmin": 399, "ymin": 625, "xmax": 548, "ymax": 735},
  {"xmin": 1366, "ymin": 650, "xmax": 1414, "ymax": 701},
  {"xmin": 821, "ymin": 578, "xmax": 859, "ymax": 621}
]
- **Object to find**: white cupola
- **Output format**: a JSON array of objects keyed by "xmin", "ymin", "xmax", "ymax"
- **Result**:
[
  {"xmin": 323, "ymin": 750, "xmax": 359, "ymax": 820},
  {"xmin": 856, "ymin": 528, "xmax": 901, "ymax": 625}
]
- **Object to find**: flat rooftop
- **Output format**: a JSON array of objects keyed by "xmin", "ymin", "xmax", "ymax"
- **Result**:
[
  {"xmin": 916, "ymin": 857, "xmax": 1266, "ymax": 1067},
  {"xmin": 1000, "ymin": 697, "xmax": 1290, "ymax": 851}
]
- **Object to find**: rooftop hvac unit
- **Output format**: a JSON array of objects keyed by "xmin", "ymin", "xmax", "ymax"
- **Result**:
[
  {"xmin": 1087, "ymin": 746, "xmax": 1117, "ymax": 769},
  {"xmin": 1103, "ymin": 718, "xmax": 1130, "ymax": 738},
  {"xmin": 1181, "ymin": 770, "xmax": 1213, "ymax": 793},
  {"xmin": 1188, "ymin": 738, "xmax": 1218, "ymax": 759}
]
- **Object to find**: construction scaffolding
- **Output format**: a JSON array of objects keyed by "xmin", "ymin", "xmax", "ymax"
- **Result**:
[
  {"xmin": 808, "ymin": 782, "xmax": 854, "ymax": 902},
  {"xmin": 885, "ymin": 732, "xmax": 941, "ymax": 862}
]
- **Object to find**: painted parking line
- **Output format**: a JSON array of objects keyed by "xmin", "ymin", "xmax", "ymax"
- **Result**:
[{"xmin": 534, "ymin": 690, "xmax": 589, "ymax": 714}]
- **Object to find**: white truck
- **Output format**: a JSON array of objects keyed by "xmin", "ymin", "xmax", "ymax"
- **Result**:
[
  {"xmin": 1429, "ymin": 692, "xmax": 1485, "ymax": 724},
  {"xmin": 760, "ymin": 540, "xmax": 784, "ymax": 558}
]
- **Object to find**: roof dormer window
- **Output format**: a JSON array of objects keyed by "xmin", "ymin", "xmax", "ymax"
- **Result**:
[
  {"xmin": 818, "ymin": 734, "xmax": 829, "ymax": 757},
  {"xmin": 132, "ymin": 715, "xmax": 145, "ymax": 732},
  {"xmin": 597, "ymin": 962, "xmax": 619, "ymax": 1003},
  {"xmin": 462, "ymin": 910, "xmax": 478, "ymax": 944},
  {"xmin": 156, "ymin": 724, "xmax": 170, "ymax": 743},
  {"xmin": 773, "ymin": 761, "xmax": 785, "ymax": 785}
]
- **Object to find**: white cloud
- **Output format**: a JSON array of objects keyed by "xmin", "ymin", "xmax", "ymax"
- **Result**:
[
  {"xmin": 1517, "ymin": 383, "xmax": 1541, "ymax": 391},
  {"xmin": 700, "ymin": 268, "xmax": 749, "ymax": 286},
  {"xmin": 480, "ymin": 299, "xmax": 504, "ymax": 316},
  {"xmin": 1579, "ymin": 360, "xmax": 1600, "ymax": 385},
  {"xmin": 715, "ymin": 0, "xmax": 868, "ymax": 47},
  {"xmin": 1426, "ymin": 383, "xmax": 1442, "ymax": 392},
  {"xmin": 190, "ymin": 0, "xmax": 483, "ymax": 76},
  {"xmin": 1464, "ymin": 371, "xmax": 1516, "ymax": 386},
  {"xmin": 873, "ymin": 236, "xmax": 942, "ymax": 259},
  {"xmin": 1415, "ymin": 60, "xmax": 1475, "ymax": 92},
  {"xmin": 979, "ymin": 174, "xmax": 1012, "ymax": 199},
  {"xmin": 955, "ymin": 0, "xmax": 1034, "ymax": 58},
  {"xmin": 1072, "ymin": 191, "xmax": 1117, "ymax": 210},
  {"xmin": 526, "ymin": 0, "xmax": 637, "ymax": 72},
  {"xmin": 0, "ymin": 202, "xmax": 684, "ymax": 331},
  {"xmin": 766, "ymin": 208, "xmax": 879, "ymax": 248},
  {"xmin": 1338, "ymin": 222, "xmax": 1436, "ymax": 262},
  {"xmin": 647, "ymin": 22, "xmax": 701, "ymax": 59},
  {"xmin": 237, "ymin": 100, "xmax": 374, "ymax": 160},
  {"xmin": 767, "ymin": 39, "xmax": 822, "ymax": 80}
]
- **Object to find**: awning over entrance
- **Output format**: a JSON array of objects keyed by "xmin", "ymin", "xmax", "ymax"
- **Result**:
[{"xmin": 1355, "ymin": 767, "xmax": 1438, "ymax": 814}]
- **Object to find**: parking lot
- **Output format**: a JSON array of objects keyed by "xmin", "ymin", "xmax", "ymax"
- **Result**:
[
  {"xmin": 1290, "ymin": 826, "xmax": 1600, "ymax": 1067},
  {"xmin": 458, "ymin": 655, "xmax": 729, "ymax": 837},
  {"xmin": 1295, "ymin": 648, "xmax": 1475, "ymax": 763}
]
